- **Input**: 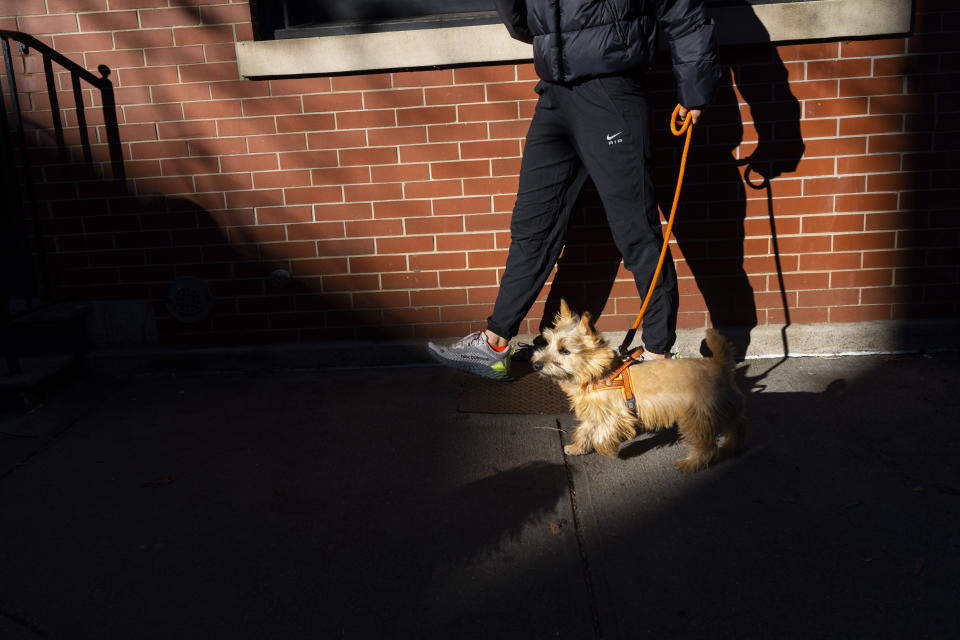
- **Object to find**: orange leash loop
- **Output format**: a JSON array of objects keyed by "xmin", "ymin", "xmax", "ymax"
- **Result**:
[{"xmin": 626, "ymin": 104, "xmax": 694, "ymax": 338}]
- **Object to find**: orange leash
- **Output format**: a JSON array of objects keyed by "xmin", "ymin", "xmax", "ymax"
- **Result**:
[{"xmin": 619, "ymin": 104, "xmax": 694, "ymax": 355}]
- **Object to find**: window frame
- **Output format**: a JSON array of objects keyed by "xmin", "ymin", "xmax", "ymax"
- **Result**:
[{"xmin": 237, "ymin": 0, "xmax": 913, "ymax": 79}]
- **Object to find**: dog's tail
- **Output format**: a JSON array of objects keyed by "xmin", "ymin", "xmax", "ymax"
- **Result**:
[{"xmin": 704, "ymin": 328, "xmax": 735, "ymax": 371}]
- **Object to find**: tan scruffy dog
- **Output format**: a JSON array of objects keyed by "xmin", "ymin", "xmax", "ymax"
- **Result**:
[{"xmin": 531, "ymin": 300, "xmax": 746, "ymax": 473}]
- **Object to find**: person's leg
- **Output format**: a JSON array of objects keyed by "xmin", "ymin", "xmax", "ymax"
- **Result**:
[
  {"xmin": 560, "ymin": 75, "xmax": 678, "ymax": 356},
  {"xmin": 427, "ymin": 82, "xmax": 585, "ymax": 379},
  {"xmin": 485, "ymin": 83, "xmax": 587, "ymax": 341}
]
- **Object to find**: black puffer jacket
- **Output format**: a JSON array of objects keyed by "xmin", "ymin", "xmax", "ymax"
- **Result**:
[{"xmin": 493, "ymin": 0, "xmax": 721, "ymax": 107}]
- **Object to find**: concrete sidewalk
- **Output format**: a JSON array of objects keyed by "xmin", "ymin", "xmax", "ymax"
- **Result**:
[{"xmin": 1, "ymin": 350, "xmax": 959, "ymax": 639}]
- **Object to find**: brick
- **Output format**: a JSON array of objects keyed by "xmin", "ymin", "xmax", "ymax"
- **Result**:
[
  {"xmin": 428, "ymin": 122, "xmax": 489, "ymax": 142},
  {"xmin": 331, "ymin": 73, "xmax": 393, "ymax": 92},
  {"xmin": 801, "ymin": 215, "xmax": 865, "ymax": 234},
  {"xmin": 19, "ymin": 14, "xmax": 79, "ymax": 34},
  {"xmin": 409, "ymin": 253, "xmax": 467, "ymax": 271},
  {"xmin": 805, "ymin": 97, "xmax": 869, "ymax": 118},
  {"xmin": 371, "ymin": 164, "xmax": 431, "ymax": 183},
  {"xmin": 433, "ymin": 197, "xmax": 492, "ymax": 216},
  {"xmin": 837, "ymin": 153, "xmax": 901, "ymax": 174},
  {"xmin": 397, "ymin": 106, "xmax": 457, "ymax": 126},
  {"xmin": 454, "ymin": 66, "xmax": 515, "ymax": 84},
  {"xmin": 194, "ymin": 172, "xmax": 252, "ymax": 193},
  {"xmin": 458, "ymin": 102, "xmax": 519, "ymax": 122},
  {"xmin": 404, "ymin": 179, "xmax": 462, "ymax": 199},
  {"xmin": 829, "ymin": 306, "xmax": 892, "ymax": 322},
  {"xmin": 831, "ymin": 269, "xmax": 892, "ymax": 287},
  {"xmin": 410, "ymin": 289, "xmax": 467, "ymax": 307},
  {"xmin": 144, "ymin": 45, "xmax": 204, "ymax": 66},
  {"xmin": 152, "ymin": 83, "xmax": 211, "ymax": 102},
  {"xmin": 220, "ymin": 154, "xmax": 278, "ymax": 173},
  {"xmin": 841, "ymin": 38, "xmax": 905, "ymax": 57},
  {"xmin": 247, "ymin": 133, "xmax": 306, "ymax": 153},
  {"xmin": 839, "ymin": 76, "xmax": 904, "ymax": 98},
  {"xmin": 343, "ymin": 183, "xmax": 403, "ymax": 202},
  {"xmin": 204, "ymin": 43, "xmax": 237, "ymax": 63},
  {"xmin": 182, "ymin": 100, "xmax": 242, "ymax": 120},
  {"xmin": 349, "ymin": 255, "xmax": 408, "ymax": 273},
  {"xmin": 276, "ymin": 114, "xmax": 337, "ymax": 133},
  {"xmin": 287, "ymin": 223, "xmax": 344, "ymax": 241},
  {"xmin": 218, "ymin": 117, "xmax": 276, "ymax": 137},
  {"xmin": 867, "ymin": 172, "xmax": 911, "ymax": 192},
  {"xmin": 425, "ymin": 85, "xmax": 486, "ymax": 106},
  {"xmin": 308, "ymin": 130, "xmax": 368, "ymax": 149},
  {"xmin": 253, "ymin": 170, "xmax": 311, "ymax": 189},
  {"xmin": 199, "ymin": 3, "xmax": 251, "ymax": 24},
  {"xmin": 283, "ymin": 186, "xmax": 343, "ymax": 205},
  {"xmin": 180, "ymin": 61, "xmax": 240, "ymax": 84},
  {"xmin": 486, "ymin": 82, "xmax": 539, "ymax": 102},
  {"xmin": 381, "ymin": 272, "xmax": 440, "ymax": 290},
  {"xmin": 431, "ymin": 160, "xmax": 490, "ymax": 180},
  {"xmin": 776, "ymin": 235, "xmax": 833, "ymax": 254},
  {"xmin": 345, "ymin": 219, "xmax": 402, "ymax": 237},
  {"xmin": 316, "ymin": 238, "xmax": 375, "ymax": 257},
  {"xmin": 255, "ymin": 206, "xmax": 312, "ymax": 225},
  {"xmin": 158, "ymin": 119, "xmax": 216, "ymax": 139},
  {"xmin": 336, "ymin": 109, "xmax": 396, "ymax": 130},
  {"xmin": 368, "ymin": 127, "xmax": 427, "ymax": 147},
  {"xmin": 835, "ymin": 193, "xmax": 899, "ymax": 212},
  {"xmin": 363, "ymin": 89, "xmax": 424, "ymax": 109},
  {"xmin": 399, "ymin": 143, "xmax": 459, "ymax": 163},
  {"xmin": 438, "ymin": 269, "xmax": 497, "ymax": 287},
  {"xmin": 141, "ymin": 7, "xmax": 202, "ymax": 28},
  {"xmin": 53, "ymin": 32, "xmax": 114, "ymax": 53},
  {"xmin": 460, "ymin": 139, "xmax": 521, "ymax": 159},
  {"xmin": 210, "ymin": 79, "xmax": 270, "ymax": 100},
  {"xmin": 270, "ymin": 77, "xmax": 331, "ymax": 95},
  {"xmin": 392, "ymin": 69, "xmax": 453, "ymax": 88},
  {"xmin": 803, "ymin": 176, "xmax": 865, "ymax": 196},
  {"xmin": 839, "ymin": 112, "xmax": 906, "ymax": 136},
  {"xmin": 338, "ymin": 147, "xmax": 398, "ymax": 166},
  {"xmin": 130, "ymin": 140, "xmax": 189, "ymax": 160},
  {"xmin": 124, "ymin": 102, "xmax": 183, "ymax": 124},
  {"xmin": 373, "ymin": 200, "xmax": 431, "ymax": 219},
  {"xmin": 303, "ymin": 92, "xmax": 363, "ymax": 113},
  {"xmin": 225, "ymin": 189, "xmax": 282, "ymax": 209},
  {"xmin": 807, "ymin": 59, "xmax": 872, "ymax": 80},
  {"xmin": 404, "ymin": 216, "xmax": 464, "ymax": 235},
  {"xmin": 832, "ymin": 232, "xmax": 897, "ymax": 251},
  {"xmin": 311, "ymin": 166, "xmax": 371, "ymax": 186}
]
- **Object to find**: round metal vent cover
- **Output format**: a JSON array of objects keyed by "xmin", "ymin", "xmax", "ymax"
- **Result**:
[{"xmin": 167, "ymin": 276, "xmax": 214, "ymax": 324}]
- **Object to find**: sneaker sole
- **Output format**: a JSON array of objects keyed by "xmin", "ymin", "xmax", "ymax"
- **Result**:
[{"xmin": 426, "ymin": 347, "xmax": 512, "ymax": 381}]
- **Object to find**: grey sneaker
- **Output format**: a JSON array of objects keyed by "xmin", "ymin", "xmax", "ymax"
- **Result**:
[{"xmin": 426, "ymin": 331, "xmax": 512, "ymax": 381}]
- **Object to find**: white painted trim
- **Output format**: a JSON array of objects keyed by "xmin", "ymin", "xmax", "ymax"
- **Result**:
[{"xmin": 237, "ymin": 0, "xmax": 912, "ymax": 79}]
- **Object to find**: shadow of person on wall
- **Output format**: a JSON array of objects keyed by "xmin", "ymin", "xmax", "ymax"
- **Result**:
[{"xmin": 542, "ymin": 1, "xmax": 804, "ymax": 361}]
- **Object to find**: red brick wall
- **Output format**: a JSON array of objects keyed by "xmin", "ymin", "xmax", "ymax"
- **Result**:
[{"xmin": 2, "ymin": 0, "xmax": 958, "ymax": 345}]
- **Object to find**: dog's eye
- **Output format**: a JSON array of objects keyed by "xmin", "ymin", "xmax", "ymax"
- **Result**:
[{"xmin": 559, "ymin": 347, "xmax": 570, "ymax": 355}]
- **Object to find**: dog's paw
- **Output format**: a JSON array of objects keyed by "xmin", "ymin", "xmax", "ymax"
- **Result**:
[
  {"xmin": 564, "ymin": 443, "xmax": 588, "ymax": 456},
  {"xmin": 674, "ymin": 457, "xmax": 707, "ymax": 474}
]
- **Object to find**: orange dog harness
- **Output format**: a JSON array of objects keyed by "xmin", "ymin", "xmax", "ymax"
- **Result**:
[{"xmin": 585, "ymin": 348, "xmax": 645, "ymax": 413}]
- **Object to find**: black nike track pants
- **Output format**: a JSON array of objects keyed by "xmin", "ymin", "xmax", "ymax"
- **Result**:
[{"xmin": 486, "ymin": 75, "xmax": 679, "ymax": 354}]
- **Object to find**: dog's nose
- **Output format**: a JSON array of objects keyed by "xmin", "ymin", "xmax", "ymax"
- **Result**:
[{"xmin": 532, "ymin": 361, "xmax": 543, "ymax": 371}]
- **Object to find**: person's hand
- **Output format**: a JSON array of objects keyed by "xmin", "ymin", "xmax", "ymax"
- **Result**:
[{"xmin": 677, "ymin": 105, "xmax": 703, "ymax": 125}]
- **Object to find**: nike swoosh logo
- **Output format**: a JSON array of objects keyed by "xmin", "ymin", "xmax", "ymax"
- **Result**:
[{"xmin": 606, "ymin": 131, "xmax": 623, "ymax": 140}]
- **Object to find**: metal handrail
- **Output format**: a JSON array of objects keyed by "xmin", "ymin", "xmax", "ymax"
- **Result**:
[{"xmin": 1, "ymin": 30, "xmax": 124, "ymax": 375}]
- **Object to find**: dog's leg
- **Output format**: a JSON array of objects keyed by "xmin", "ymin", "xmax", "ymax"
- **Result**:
[
  {"xmin": 674, "ymin": 416, "xmax": 719, "ymax": 473},
  {"xmin": 564, "ymin": 423, "xmax": 594, "ymax": 456},
  {"xmin": 720, "ymin": 416, "xmax": 747, "ymax": 454}
]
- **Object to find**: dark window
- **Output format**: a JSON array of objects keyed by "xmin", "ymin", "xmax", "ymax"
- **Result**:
[{"xmin": 251, "ymin": 0, "xmax": 501, "ymax": 41}]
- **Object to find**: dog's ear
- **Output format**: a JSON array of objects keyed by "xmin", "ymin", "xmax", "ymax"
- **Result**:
[
  {"xmin": 558, "ymin": 298, "xmax": 573, "ymax": 321},
  {"xmin": 579, "ymin": 310, "xmax": 597, "ymax": 336}
]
